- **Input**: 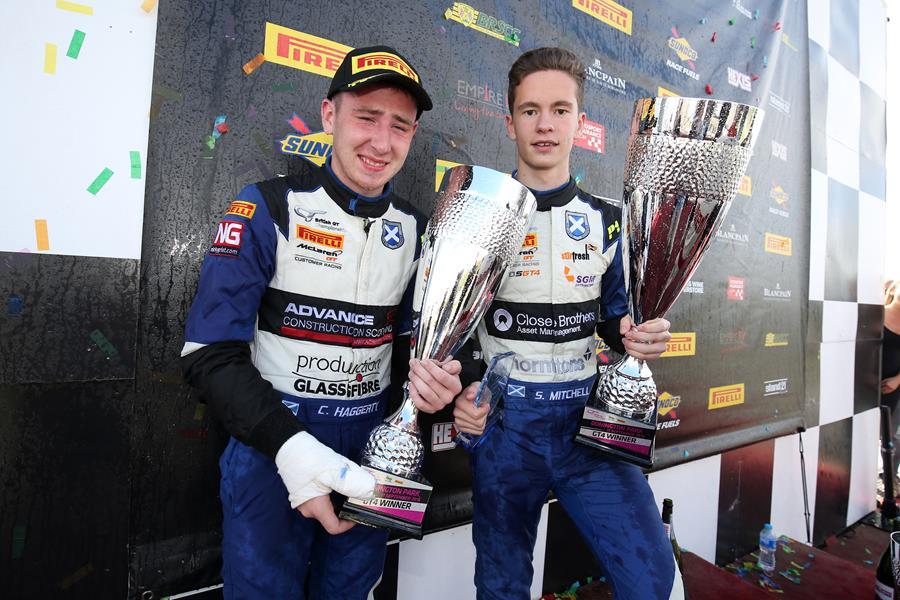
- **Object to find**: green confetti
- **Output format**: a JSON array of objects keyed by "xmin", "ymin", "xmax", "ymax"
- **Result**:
[
  {"xmin": 750, "ymin": 36, "xmax": 756, "ymax": 48},
  {"xmin": 271, "ymin": 81, "xmax": 295, "ymax": 93},
  {"xmin": 11, "ymin": 525, "xmax": 26, "ymax": 559},
  {"xmin": 728, "ymin": 18, "xmax": 736, "ymax": 25},
  {"xmin": 193, "ymin": 403, "xmax": 206, "ymax": 421},
  {"xmin": 130, "ymin": 151, "xmax": 141, "ymax": 179},
  {"xmin": 86, "ymin": 168, "xmax": 114, "ymax": 195},
  {"xmin": 66, "ymin": 29, "xmax": 86, "ymax": 59},
  {"xmin": 89, "ymin": 329, "xmax": 119, "ymax": 358}
]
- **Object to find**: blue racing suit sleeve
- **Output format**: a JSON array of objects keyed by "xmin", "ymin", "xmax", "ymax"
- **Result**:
[
  {"xmin": 597, "ymin": 238, "xmax": 628, "ymax": 355},
  {"xmin": 181, "ymin": 184, "xmax": 305, "ymax": 459}
]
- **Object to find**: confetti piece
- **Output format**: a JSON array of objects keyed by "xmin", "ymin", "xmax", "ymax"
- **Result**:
[
  {"xmin": 59, "ymin": 564, "xmax": 94, "ymax": 589},
  {"xmin": 704, "ymin": 84, "xmax": 713, "ymax": 95},
  {"xmin": 7, "ymin": 295, "xmax": 24, "ymax": 317},
  {"xmin": 204, "ymin": 135, "xmax": 216, "ymax": 150},
  {"xmin": 153, "ymin": 84, "xmax": 182, "ymax": 102},
  {"xmin": 272, "ymin": 81, "xmax": 296, "ymax": 93},
  {"xmin": 87, "ymin": 167, "xmax": 114, "ymax": 195},
  {"xmin": 288, "ymin": 113, "xmax": 311, "ymax": 134},
  {"xmin": 11, "ymin": 525, "xmax": 26, "ymax": 559},
  {"xmin": 34, "ymin": 220, "xmax": 50, "ymax": 251},
  {"xmin": 56, "ymin": 0, "xmax": 93, "ymax": 15},
  {"xmin": 44, "ymin": 43, "xmax": 58, "ymax": 74},
  {"xmin": 140, "ymin": 0, "xmax": 158, "ymax": 12},
  {"xmin": 215, "ymin": 122, "xmax": 229, "ymax": 135},
  {"xmin": 780, "ymin": 544, "xmax": 795, "ymax": 553},
  {"xmin": 728, "ymin": 18, "xmax": 735, "ymax": 25},
  {"xmin": 89, "ymin": 329, "xmax": 119, "ymax": 358},
  {"xmin": 699, "ymin": 17, "xmax": 707, "ymax": 24},
  {"xmin": 711, "ymin": 31, "xmax": 717, "ymax": 42},
  {"xmin": 66, "ymin": 30, "xmax": 86, "ymax": 59},
  {"xmin": 754, "ymin": 9, "xmax": 760, "ymax": 19},
  {"xmin": 130, "ymin": 151, "xmax": 141, "ymax": 179},
  {"xmin": 751, "ymin": 73, "xmax": 759, "ymax": 81},
  {"xmin": 193, "ymin": 403, "xmax": 206, "ymax": 421},
  {"xmin": 779, "ymin": 570, "xmax": 801, "ymax": 584},
  {"xmin": 865, "ymin": 547, "xmax": 872, "ymax": 555},
  {"xmin": 242, "ymin": 53, "xmax": 266, "ymax": 75},
  {"xmin": 763, "ymin": 55, "xmax": 769, "ymax": 68},
  {"xmin": 683, "ymin": 450, "xmax": 689, "ymax": 457},
  {"xmin": 864, "ymin": 559, "xmax": 874, "ymax": 565},
  {"xmin": 773, "ymin": 21, "xmax": 781, "ymax": 31},
  {"xmin": 750, "ymin": 36, "xmax": 756, "ymax": 48}
]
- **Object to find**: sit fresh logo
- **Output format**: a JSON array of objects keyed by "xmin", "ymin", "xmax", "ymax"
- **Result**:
[{"xmin": 279, "ymin": 132, "xmax": 333, "ymax": 166}]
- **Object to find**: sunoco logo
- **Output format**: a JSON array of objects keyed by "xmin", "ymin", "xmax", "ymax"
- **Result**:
[
  {"xmin": 280, "ymin": 132, "xmax": 333, "ymax": 166},
  {"xmin": 708, "ymin": 383, "xmax": 744, "ymax": 410},
  {"xmin": 764, "ymin": 378, "xmax": 788, "ymax": 396},
  {"xmin": 661, "ymin": 332, "xmax": 695, "ymax": 357}
]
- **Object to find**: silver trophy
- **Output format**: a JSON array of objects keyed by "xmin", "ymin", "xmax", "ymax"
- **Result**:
[
  {"xmin": 576, "ymin": 97, "xmax": 764, "ymax": 467},
  {"xmin": 340, "ymin": 165, "xmax": 536, "ymax": 537}
]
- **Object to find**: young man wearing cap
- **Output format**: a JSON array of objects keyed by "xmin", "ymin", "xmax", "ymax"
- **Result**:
[
  {"xmin": 452, "ymin": 48, "xmax": 681, "ymax": 599},
  {"xmin": 181, "ymin": 46, "xmax": 462, "ymax": 599}
]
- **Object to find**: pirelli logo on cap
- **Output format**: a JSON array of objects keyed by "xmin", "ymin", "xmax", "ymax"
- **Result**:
[
  {"xmin": 572, "ymin": 0, "xmax": 633, "ymax": 35},
  {"xmin": 661, "ymin": 332, "xmax": 695, "ymax": 357},
  {"xmin": 264, "ymin": 22, "xmax": 352, "ymax": 77},
  {"xmin": 764, "ymin": 232, "xmax": 792, "ymax": 256},
  {"xmin": 708, "ymin": 383, "xmax": 744, "ymax": 410},
  {"xmin": 352, "ymin": 51, "xmax": 420, "ymax": 83},
  {"xmin": 225, "ymin": 200, "xmax": 257, "ymax": 219},
  {"xmin": 297, "ymin": 225, "xmax": 344, "ymax": 249}
]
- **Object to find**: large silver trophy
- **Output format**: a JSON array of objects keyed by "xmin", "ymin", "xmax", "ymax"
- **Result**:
[
  {"xmin": 341, "ymin": 165, "xmax": 536, "ymax": 537},
  {"xmin": 575, "ymin": 97, "xmax": 764, "ymax": 467}
]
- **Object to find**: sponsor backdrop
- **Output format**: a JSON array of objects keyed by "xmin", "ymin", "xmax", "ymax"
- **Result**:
[{"xmin": 0, "ymin": 0, "xmax": 887, "ymax": 598}]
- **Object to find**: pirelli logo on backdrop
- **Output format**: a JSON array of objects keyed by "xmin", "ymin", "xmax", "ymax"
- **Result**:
[
  {"xmin": 764, "ymin": 233, "xmax": 792, "ymax": 256},
  {"xmin": 264, "ymin": 22, "xmax": 352, "ymax": 77},
  {"xmin": 435, "ymin": 159, "xmax": 463, "ymax": 192},
  {"xmin": 352, "ymin": 51, "xmax": 420, "ymax": 83},
  {"xmin": 572, "ymin": 0, "xmax": 632, "ymax": 35},
  {"xmin": 708, "ymin": 383, "xmax": 744, "ymax": 410},
  {"xmin": 661, "ymin": 332, "xmax": 695, "ymax": 357},
  {"xmin": 522, "ymin": 233, "xmax": 537, "ymax": 248},
  {"xmin": 225, "ymin": 200, "xmax": 257, "ymax": 219},
  {"xmin": 658, "ymin": 85, "xmax": 678, "ymax": 97},
  {"xmin": 296, "ymin": 225, "xmax": 344, "ymax": 249},
  {"xmin": 737, "ymin": 175, "xmax": 752, "ymax": 197}
]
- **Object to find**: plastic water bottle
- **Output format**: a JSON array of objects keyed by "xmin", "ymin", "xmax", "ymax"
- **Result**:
[{"xmin": 757, "ymin": 523, "xmax": 777, "ymax": 574}]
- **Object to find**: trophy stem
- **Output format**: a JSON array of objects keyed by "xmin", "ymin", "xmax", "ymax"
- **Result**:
[{"xmin": 386, "ymin": 382, "xmax": 419, "ymax": 433}]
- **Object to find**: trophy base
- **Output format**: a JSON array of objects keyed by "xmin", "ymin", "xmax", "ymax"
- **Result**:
[
  {"xmin": 338, "ymin": 466, "xmax": 433, "ymax": 540},
  {"xmin": 574, "ymin": 405, "xmax": 657, "ymax": 469}
]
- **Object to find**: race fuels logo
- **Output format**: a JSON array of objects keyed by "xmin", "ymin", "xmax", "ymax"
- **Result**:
[
  {"xmin": 708, "ymin": 383, "xmax": 744, "ymax": 410},
  {"xmin": 572, "ymin": 0, "xmax": 632, "ymax": 35},
  {"xmin": 666, "ymin": 26, "xmax": 699, "ymax": 80},
  {"xmin": 264, "ymin": 22, "xmax": 351, "ymax": 77},
  {"xmin": 280, "ymin": 132, "xmax": 333, "ymax": 166},
  {"xmin": 444, "ymin": 3, "xmax": 522, "ymax": 45},
  {"xmin": 351, "ymin": 51, "xmax": 419, "ymax": 83},
  {"xmin": 661, "ymin": 332, "xmax": 695, "ymax": 357}
]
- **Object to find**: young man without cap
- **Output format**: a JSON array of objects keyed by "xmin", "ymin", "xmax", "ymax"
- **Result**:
[
  {"xmin": 453, "ymin": 47, "xmax": 681, "ymax": 599},
  {"xmin": 181, "ymin": 45, "xmax": 462, "ymax": 599}
]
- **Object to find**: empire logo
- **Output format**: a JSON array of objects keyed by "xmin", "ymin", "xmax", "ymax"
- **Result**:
[
  {"xmin": 264, "ymin": 22, "xmax": 351, "ymax": 77},
  {"xmin": 572, "ymin": 0, "xmax": 633, "ymax": 35},
  {"xmin": 661, "ymin": 332, "xmax": 695, "ymax": 357},
  {"xmin": 708, "ymin": 383, "xmax": 744, "ymax": 410}
]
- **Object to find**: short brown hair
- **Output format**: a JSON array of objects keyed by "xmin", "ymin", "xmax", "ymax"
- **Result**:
[{"xmin": 507, "ymin": 47, "xmax": 586, "ymax": 113}]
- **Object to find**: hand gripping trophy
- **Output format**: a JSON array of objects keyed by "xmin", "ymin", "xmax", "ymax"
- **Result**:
[
  {"xmin": 341, "ymin": 165, "xmax": 537, "ymax": 537},
  {"xmin": 575, "ymin": 97, "xmax": 764, "ymax": 467}
]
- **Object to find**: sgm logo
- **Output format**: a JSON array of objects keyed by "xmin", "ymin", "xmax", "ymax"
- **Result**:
[
  {"xmin": 432, "ymin": 422, "xmax": 459, "ymax": 452},
  {"xmin": 764, "ymin": 378, "xmax": 788, "ymax": 396},
  {"xmin": 564, "ymin": 266, "xmax": 597, "ymax": 287},
  {"xmin": 708, "ymin": 383, "xmax": 744, "ymax": 410},
  {"xmin": 727, "ymin": 67, "xmax": 752, "ymax": 91},
  {"xmin": 285, "ymin": 303, "xmax": 374, "ymax": 325},
  {"xmin": 661, "ymin": 332, "xmax": 695, "ymax": 357},
  {"xmin": 210, "ymin": 221, "xmax": 244, "ymax": 258}
]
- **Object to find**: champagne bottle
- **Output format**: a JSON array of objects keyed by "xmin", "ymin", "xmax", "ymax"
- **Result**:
[
  {"xmin": 877, "ymin": 519, "xmax": 899, "ymax": 600},
  {"xmin": 662, "ymin": 498, "xmax": 688, "ymax": 599}
]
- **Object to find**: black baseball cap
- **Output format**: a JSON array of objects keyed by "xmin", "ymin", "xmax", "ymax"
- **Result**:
[{"xmin": 327, "ymin": 45, "xmax": 433, "ymax": 117}]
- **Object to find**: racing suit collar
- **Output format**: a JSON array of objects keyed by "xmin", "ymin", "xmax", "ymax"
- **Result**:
[
  {"xmin": 319, "ymin": 157, "xmax": 394, "ymax": 218},
  {"xmin": 512, "ymin": 170, "xmax": 578, "ymax": 211}
]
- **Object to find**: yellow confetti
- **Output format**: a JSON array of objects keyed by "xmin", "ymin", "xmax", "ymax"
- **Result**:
[
  {"xmin": 140, "ymin": 0, "xmax": 158, "ymax": 13},
  {"xmin": 56, "ymin": 0, "xmax": 93, "ymax": 15},
  {"xmin": 35, "ymin": 220, "xmax": 50, "ymax": 251},
  {"xmin": 242, "ymin": 53, "xmax": 266, "ymax": 75},
  {"xmin": 44, "ymin": 43, "xmax": 57, "ymax": 75}
]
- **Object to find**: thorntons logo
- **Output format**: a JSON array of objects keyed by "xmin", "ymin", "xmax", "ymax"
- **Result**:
[
  {"xmin": 769, "ymin": 92, "xmax": 791, "ymax": 115},
  {"xmin": 764, "ymin": 378, "xmax": 788, "ymax": 396},
  {"xmin": 587, "ymin": 59, "xmax": 627, "ymax": 94},
  {"xmin": 763, "ymin": 283, "xmax": 792, "ymax": 300}
]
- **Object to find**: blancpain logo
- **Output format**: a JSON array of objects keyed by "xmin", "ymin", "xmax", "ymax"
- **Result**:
[
  {"xmin": 764, "ymin": 378, "xmax": 788, "ymax": 396},
  {"xmin": 763, "ymin": 284, "xmax": 792, "ymax": 300},
  {"xmin": 285, "ymin": 303, "xmax": 374, "ymax": 325},
  {"xmin": 716, "ymin": 224, "xmax": 749, "ymax": 245},
  {"xmin": 587, "ymin": 59, "xmax": 626, "ymax": 94}
]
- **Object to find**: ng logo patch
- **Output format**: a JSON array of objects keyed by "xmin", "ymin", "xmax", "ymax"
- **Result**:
[{"xmin": 210, "ymin": 221, "xmax": 244, "ymax": 258}]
